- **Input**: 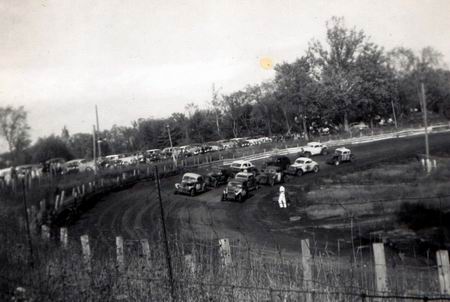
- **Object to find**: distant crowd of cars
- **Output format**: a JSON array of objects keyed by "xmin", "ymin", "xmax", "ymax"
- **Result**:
[
  {"xmin": 174, "ymin": 142, "xmax": 355, "ymax": 202},
  {"xmin": 0, "ymin": 136, "xmax": 282, "ymax": 183}
]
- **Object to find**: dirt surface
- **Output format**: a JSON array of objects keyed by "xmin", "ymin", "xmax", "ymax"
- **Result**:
[{"xmin": 68, "ymin": 132, "xmax": 450, "ymax": 257}]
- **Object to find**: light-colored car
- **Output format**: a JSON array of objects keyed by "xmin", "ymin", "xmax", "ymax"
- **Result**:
[
  {"xmin": 299, "ymin": 142, "xmax": 328, "ymax": 157},
  {"xmin": 174, "ymin": 173, "xmax": 207, "ymax": 196},
  {"xmin": 326, "ymin": 147, "xmax": 354, "ymax": 165},
  {"xmin": 287, "ymin": 157, "xmax": 319, "ymax": 176},
  {"xmin": 230, "ymin": 160, "xmax": 254, "ymax": 170}
]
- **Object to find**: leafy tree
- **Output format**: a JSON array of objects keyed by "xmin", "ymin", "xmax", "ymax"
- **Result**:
[
  {"xmin": 68, "ymin": 133, "xmax": 94, "ymax": 159},
  {"xmin": 0, "ymin": 106, "xmax": 31, "ymax": 164},
  {"xmin": 31, "ymin": 135, "xmax": 73, "ymax": 163},
  {"xmin": 308, "ymin": 16, "xmax": 367, "ymax": 131}
]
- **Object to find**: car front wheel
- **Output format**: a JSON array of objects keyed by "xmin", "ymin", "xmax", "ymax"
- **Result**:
[
  {"xmin": 190, "ymin": 189, "xmax": 196, "ymax": 196},
  {"xmin": 296, "ymin": 169, "xmax": 303, "ymax": 176},
  {"xmin": 313, "ymin": 166, "xmax": 319, "ymax": 173}
]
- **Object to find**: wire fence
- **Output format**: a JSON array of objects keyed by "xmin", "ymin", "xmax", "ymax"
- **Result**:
[{"xmin": 1, "ymin": 217, "xmax": 450, "ymax": 302}]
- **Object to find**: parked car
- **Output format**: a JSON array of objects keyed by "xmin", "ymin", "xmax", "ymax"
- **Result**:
[
  {"xmin": 287, "ymin": 157, "xmax": 320, "ymax": 176},
  {"xmin": 44, "ymin": 158, "xmax": 66, "ymax": 174},
  {"xmin": 228, "ymin": 160, "xmax": 256, "ymax": 175},
  {"xmin": 263, "ymin": 155, "xmax": 291, "ymax": 171},
  {"xmin": 222, "ymin": 179, "xmax": 249, "ymax": 202},
  {"xmin": 298, "ymin": 142, "xmax": 328, "ymax": 157},
  {"xmin": 234, "ymin": 172, "xmax": 259, "ymax": 191},
  {"xmin": 174, "ymin": 173, "xmax": 207, "ymax": 196},
  {"xmin": 63, "ymin": 159, "xmax": 88, "ymax": 174},
  {"xmin": 326, "ymin": 147, "xmax": 354, "ymax": 166},
  {"xmin": 350, "ymin": 122, "xmax": 369, "ymax": 131},
  {"xmin": 256, "ymin": 165, "xmax": 287, "ymax": 186},
  {"xmin": 205, "ymin": 166, "xmax": 234, "ymax": 187}
]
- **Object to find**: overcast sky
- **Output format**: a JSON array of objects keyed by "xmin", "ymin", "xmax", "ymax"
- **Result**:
[{"xmin": 0, "ymin": 0, "xmax": 449, "ymax": 152}]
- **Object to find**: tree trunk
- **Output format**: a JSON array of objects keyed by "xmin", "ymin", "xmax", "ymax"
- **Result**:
[
  {"xmin": 281, "ymin": 108, "xmax": 292, "ymax": 135},
  {"xmin": 344, "ymin": 111, "xmax": 349, "ymax": 132},
  {"xmin": 215, "ymin": 112, "xmax": 221, "ymax": 139},
  {"xmin": 232, "ymin": 120, "xmax": 238, "ymax": 138},
  {"xmin": 302, "ymin": 117, "xmax": 309, "ymax": 141},
  {"xmin": 370, "ymin": 118, "xmax": 374, "ymax": 135}
]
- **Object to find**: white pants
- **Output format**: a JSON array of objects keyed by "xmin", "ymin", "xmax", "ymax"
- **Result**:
[{"xmin": 278, "ymin": 192, "xmax": 287, "ymax": 208}]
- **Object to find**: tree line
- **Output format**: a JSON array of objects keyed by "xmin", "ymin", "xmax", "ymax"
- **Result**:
[{"xmin": 1, "ymin": 17, "xmax": 449, "ymax": 166}]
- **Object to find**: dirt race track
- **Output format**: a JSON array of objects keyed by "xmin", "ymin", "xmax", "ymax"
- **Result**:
[{"xmin": 68, "ymin": 132, "xmax": 450, "ymax": 257}]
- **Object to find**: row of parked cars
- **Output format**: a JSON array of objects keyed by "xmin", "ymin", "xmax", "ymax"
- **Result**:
[{"xmin": 174, "ymin": 142, "xmax": 355, "ymax": 202}]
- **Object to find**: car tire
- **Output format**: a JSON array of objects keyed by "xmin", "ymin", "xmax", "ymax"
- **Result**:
[
  {"xmin": 313, "ymin": 166, "xmax": 319, "ymax": 173},
  {"xmin": 296, "ymin": 169, "xmax": 303, "ymax": 176},
  {"xmin": 236, "ymin": 194, "xmax": 242, "ymax": 202},
  {"xmin": 190, "ymin": 189, "xmax": 196, "ymax": 196},
  {"xmin": 321, "ymin": 149, "xmax": 328, "ymax": 155}
]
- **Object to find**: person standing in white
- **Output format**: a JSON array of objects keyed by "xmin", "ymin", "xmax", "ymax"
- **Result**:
[{"xmin": 278, "ymin": 186, "xmax": 287, "ymax": 208}]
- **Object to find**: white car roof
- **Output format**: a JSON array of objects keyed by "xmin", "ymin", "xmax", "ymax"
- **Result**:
[
  {"xmin": 183, "ymin": 172, "xmax": 202, "ymax": 178},
  {"xmin": 336, "ymin": 147, "xmax": 350, "ymax": 152},
  {"xmin": 231, "ymin": 160, "xmax": 252, "ymax": 165},
  {"xmin": 235, "ymin": 172, "xmax": 253, "ymax": 177},
  {"xmin": 307, "ymin": 142, "xmax": 321, "ymax": 145},
  {"xmin": 295, "ymin": 157, "xmax": 312, "ymax": 161}
]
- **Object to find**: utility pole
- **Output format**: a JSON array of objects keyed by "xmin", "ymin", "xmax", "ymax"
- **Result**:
[
  {"xmin": 95, "ymin": 105, "xmax": 102, "ymax": 159},
  {"xmin": 92, "ymin": 125, "xmax": 97, "ymax": 174},
  {"xmin": 166, "ymin": 125, "xmax": 177, "ymax": 167},
  {"xmin": 154, "ymin": 166, "xmax": 175, "ymax": 301},
  {"xmin": 21, "ymin": 179, "xmax": 34, "ymax": 268},
  {"xmin": 421, "ymin": 82, "xmax": 430, "ymax": 171},
  {"xmin": 391, "ymin": 99, "xmax": 398, "ymax": 129}
]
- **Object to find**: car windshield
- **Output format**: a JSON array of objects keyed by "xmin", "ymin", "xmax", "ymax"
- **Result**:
[
  {"xmin": 335, "ymin": 150, "xmax": 343, "ymax": 155},
  {"xmin": 182, "ymin": 176, "xmax": 197, "ymax": 182},
  {"xmin": 229, "ymin": 182, "xmax": 242, "ymax": 188},
  {"xmin": 295, "ymin": 160, "xmax": 305, "ymax": 164},
  {"xmin": 231, "ymin": 163, "xmax": 241, "ymax": 168}
]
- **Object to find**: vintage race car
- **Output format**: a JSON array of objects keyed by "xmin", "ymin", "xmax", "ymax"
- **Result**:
[
  {"xmin": 174, "ymin": 173, "xmax": 207, "ymax": 196},
  {"xmin": 234, "ymin": 172, "xmax": 259, "ymax": 191},
  {"xmin": 326, "ymin": 147, "xmax": 354, "ymax": 165},
  {"xmin": 256, "ymin": 165, "xmax": 287, "ymax": 186},
  {"xmin": 286, "ymin": 157, "xmax": 320, "ymax": 176},
  {"xmin": 298, "ymin": 142, "xmax": 328, "ymax": 157},
  {"xmin": 263, "ymin": 155, "xmax": 291, "ymax": 171},
  {"xmin": 205, "ymin": 166, "xmax": 233, "ymax": 187},
  {"xmin": 222, "ymin": 179, "xmax": 248, "ymax": 202}
]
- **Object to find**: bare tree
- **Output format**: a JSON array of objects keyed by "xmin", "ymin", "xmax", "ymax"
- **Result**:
[{"xmin": 0, "ymin": 106, "xmax": 31, "ymax": 163}]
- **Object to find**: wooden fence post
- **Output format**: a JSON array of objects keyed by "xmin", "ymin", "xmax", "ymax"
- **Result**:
[
  {"xmin": 184, "ymin": 254, "xmax": 196, "ymax": 275},
  {"xmin": 41, "ymin": 225, "xmax": 50, "ymax": 241},
  {"xmin": 54, "ymin": 195, "xmax": 60, "ymax": 211},
  {"xmin": 140, "ymin": 239, "xmax": 151, "ymax": 265},
  {"xmin": 60, "ymin": 190, "xmax": 65, "ymax": 206},
  {"xmin": 60, "ymin": 228, "xmax": 68, "ymax": 249},
  {"xmin": 301, "ymin": 239, "xmax": 313, "ymax": 302},
  {"xmin": 373, "ymin": 243, "xmax": 388, "ymax": 297},
  {"xmin": 116, "ymin": 236, "xmax": 125, "ymax": 272},
  {"xmin": 437, "ymin": 250, "xmax": 450, "ymax": 295},
  {"xmin": 80, "ymin": 235, "xmax": 91, "ymax": 271},
  {"xmin": 219, "ymin": 238, "xmax": 232, "ymax": 267}
]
